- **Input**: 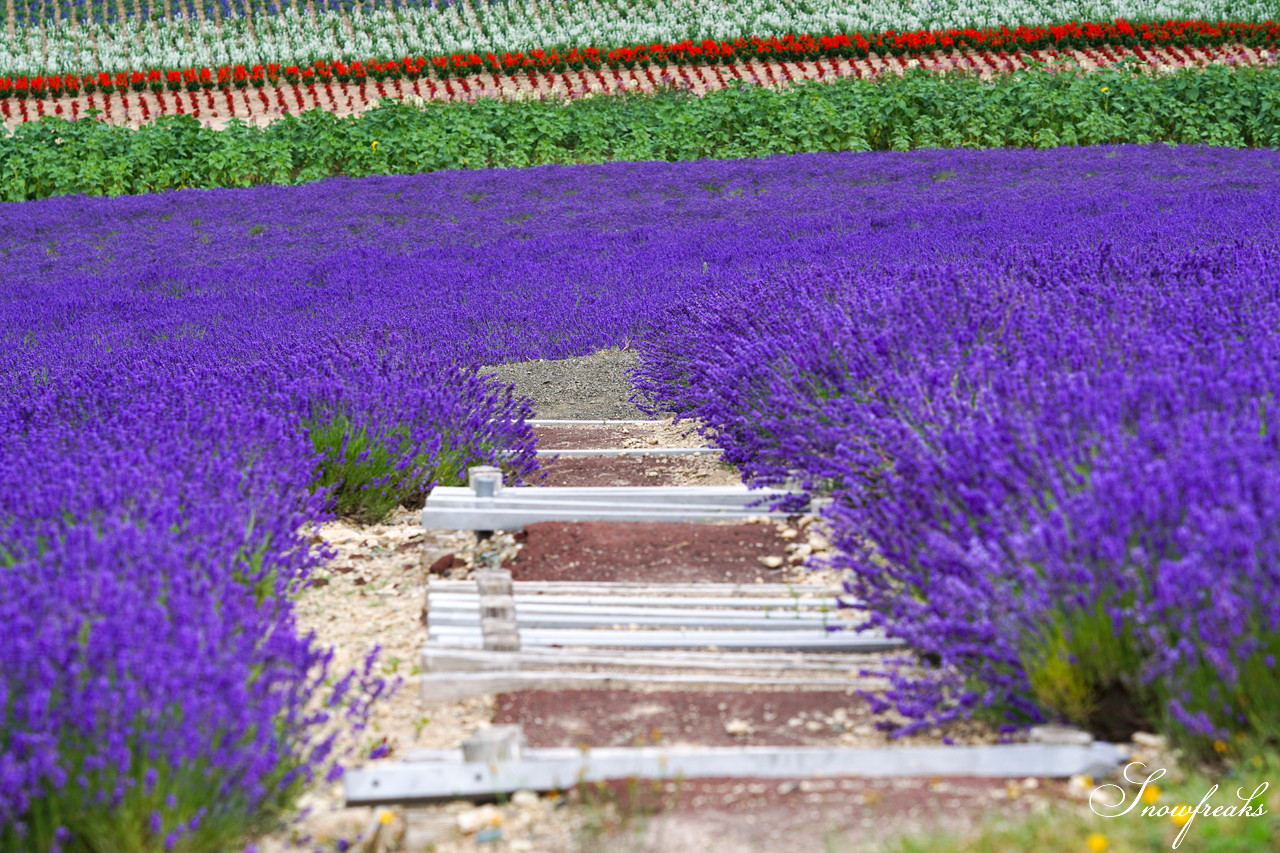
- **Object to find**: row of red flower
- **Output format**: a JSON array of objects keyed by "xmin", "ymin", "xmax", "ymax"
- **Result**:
[
  {"xmin": 0, "ymin": 18, "xmax": 1275, "ymax": 99},
  {"xmin": 8, "ymin": 41, "xmax": 1223, "ymax": 127}
]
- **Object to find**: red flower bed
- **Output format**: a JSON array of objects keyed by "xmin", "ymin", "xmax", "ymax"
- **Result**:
[{"xmin": 0, "ymin": 18, "xmax": 1275, "ymax": 100}]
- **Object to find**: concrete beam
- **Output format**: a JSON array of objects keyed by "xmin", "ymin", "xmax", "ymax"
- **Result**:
[{"xmin": 345, "ymin": 742, "xmax": 1130, "ymax": 805}]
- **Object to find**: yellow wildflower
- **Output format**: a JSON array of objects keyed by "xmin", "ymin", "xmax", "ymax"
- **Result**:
[
  {"xmin": 1101, "ymin": 86, "xmax": 1110, "ymax": 92},
  {"xmin": 371, "ymin": 140, "xmax": 380, "ymax": 151},
  {"xmin": 1213, "ymin": 739, "xmax": 1229, "ymax": 754},
  {"xmin": 1142, "ymin": 784, "xmax": 1162, "ymax": 805},
  {"xmin": 1086, "ymin": 833, "xmax": 1109, "ymax": 852},
  {"xmin": 1171, "ymin": 804, "xmax": 1194, "ymax": 827}
]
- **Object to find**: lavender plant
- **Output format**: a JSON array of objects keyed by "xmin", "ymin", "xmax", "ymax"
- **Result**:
[
  {"xmin": 637, "ymin": 250, "xmax": 1280, "ymax": 746},
  {"xmin": 0, "ymin": 324, "xmax": 538, "ymax": 846},
  {"xmin": 629, "ymin": 149, "xmax": 1280, "ymax": 748},
  {"xmin": 0, "ymin": 367, "xmax": 388, "ymax": 851}
]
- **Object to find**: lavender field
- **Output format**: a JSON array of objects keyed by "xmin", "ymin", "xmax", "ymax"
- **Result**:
[
  {"xmin": 7, "ymin": 144, "xmax": 1275, "ymax": 369},
  {"xmin": 3, "ymin": 144, "xmax": 1280, "ymax": 848},
  {"xmin": 630, "ymin": 149, "xmax": 1280, "ymax": 750}
]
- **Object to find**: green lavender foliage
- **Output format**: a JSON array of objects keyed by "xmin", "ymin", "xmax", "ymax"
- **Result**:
[{"xmin": 307, "ymin": 415, "xmax": 489, "ymax": 523}]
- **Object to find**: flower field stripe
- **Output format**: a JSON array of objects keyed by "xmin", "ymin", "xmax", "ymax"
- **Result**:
[
  {"xmin": 1, "ymin": 39, "xmax": 1275, "ymax": 129},
  {"xmin": 2, "ymin": 0, "xmax": 1278, "ymax": 77},
  {"xmin": 1, "ymin": 18, "xmax": 1277, "ymax": 86},
  {"xmin": 5, "ymin": 66, "xmax": 1280, "ymax": 200}
]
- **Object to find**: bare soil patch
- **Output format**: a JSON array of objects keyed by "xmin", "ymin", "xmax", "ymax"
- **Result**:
[
  {"xmin": 534, "ymin": 454, "xmax": 740, "ymax": 487},
  {"xmin": 496, "ymin": 689, "xmax": 881, "ymax": 749},
  {"xmin": 534, "ymin": 424, "xmax": 650, "ymax": 449},
  {"xmin": 507, "ymin": 520, "xmax": 792, "ymax": 584},
  {"xmin": 532, "ymin": 422, "xmax": 704, "ymax": 450},
  {"xmin": 530, "ymin": 421, "xmax": 739, "ymax": 487},
  {"xmin": 616, "ymin": 775, "xmax": 1059, "ymax": 853},
  {"xmin": 486, "ymin": 348, "xmax": 654, "ymax": 420}
]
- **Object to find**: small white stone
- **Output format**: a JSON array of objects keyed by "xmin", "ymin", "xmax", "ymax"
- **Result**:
[
  {"xmin": 1131, "ymin": 731, "xmax": 1167, "ymax": 750},
  {"xmin": 1067, "ymin": 774, "xmax": 1096, "ymax": 799},
  {"xmin": 725, "ymin": 719, "xmax": 754, "ymax": 736},
  {"xmin": 456, "ymin": 804, "xmax": 503, "ymax": 835},
  {"xmin": 759, "ymin": 556, "xmax": 784, "ymax": 569},
  {"xmin": 511, "ymin": 789, "xmax": 539, "ymax": 810},
  {"xmin": 1028, "ymin": 724, "xmax": 1093, "ymax": 746}
]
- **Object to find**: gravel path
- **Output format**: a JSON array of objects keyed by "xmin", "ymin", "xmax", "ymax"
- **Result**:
[
  {"xmin": 484, "ymin": 348, "xmax": 660, "ymax": 420},
  {"xmin": 254, "ymin": 352, "xmax": 1088, "ymax": 853}
]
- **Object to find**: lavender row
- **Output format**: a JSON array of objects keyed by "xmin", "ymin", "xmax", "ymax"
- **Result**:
[
  {"xmin": 9, "ymin": 144, "xmax": 1275, "ymax": 370},
  {"xmin": 0, "ymin": 185, "xmax": 554, "ymax": 843},
  {"xmin": 626, "ymin": 150, "xmax": 1280, "ymax": 746},
  {"xmin": 0, "ymin": 346, "xmax": 540, "ymax": 847}
]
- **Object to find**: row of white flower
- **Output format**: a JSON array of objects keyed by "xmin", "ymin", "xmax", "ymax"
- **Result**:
[{"xmin": 2, "ymin": 0, "xmax": 1270, "ymax": 78}]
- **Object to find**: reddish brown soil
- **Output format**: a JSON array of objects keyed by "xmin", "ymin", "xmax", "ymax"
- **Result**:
[
  {"xmin": 532, "ymin": 454, "xmax": 737, "ymax": 487},
  {"xmin": 581, "ymin": 774, "xmax": 1063, "ymax": 853},
  {"xmin": 528, "ymin": 423, "xmax": 735, "ymax": 486},
  {"xmin": 506, "ymin": 520, "xmax": 790, "ymax": 583},
  {"xmin": 532, "ymin": 425, "xmax": 654, "ymax": 449},
  {"xmin": 495, "ymin": 689, "xmax": 873, "ymax": 749}
]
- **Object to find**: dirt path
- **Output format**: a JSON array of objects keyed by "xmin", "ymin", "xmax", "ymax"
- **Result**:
[
  {"xmin": 248, "ymin": 349, "xmax": 1111, "ymax": 853},
  {"xmin": 487, "ymin": 349, "xmax": 654, "ymax": 421}
]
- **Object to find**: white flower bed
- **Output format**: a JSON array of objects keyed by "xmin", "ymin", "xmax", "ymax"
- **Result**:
[{"xmin": 3, "ymin": 0, "xmax": 1272, "ymax": 77}]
